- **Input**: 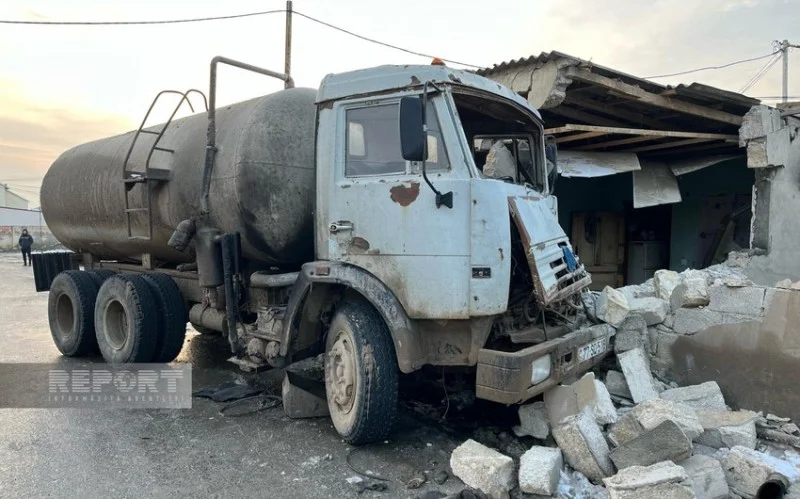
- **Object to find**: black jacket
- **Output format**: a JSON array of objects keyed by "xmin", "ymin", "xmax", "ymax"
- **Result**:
[{"xmin": 19, "ymin": 234, "xmax": 33, "ymax": 250}]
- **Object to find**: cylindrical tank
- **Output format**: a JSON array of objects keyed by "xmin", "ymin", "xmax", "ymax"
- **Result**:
[{"xmin": 41, "ymin": 88, "xmax": 318, "ymax": 267}]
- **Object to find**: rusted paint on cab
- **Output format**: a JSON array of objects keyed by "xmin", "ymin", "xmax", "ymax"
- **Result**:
[{"xmin": 389, "ymin": 182, "xmax": 420, "ymax": 206}]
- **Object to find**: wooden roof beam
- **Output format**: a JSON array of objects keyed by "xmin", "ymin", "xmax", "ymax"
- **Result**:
[
  {"xmin": 626, "ymin": 138, "xmax": 718, "ymax": 153},
  {"xmin": 544, "ymin": 123, "xmax": 738, "ymax": 140},
  {"xmin": 571, "ymin": 135, "xmax": 658, "ymax": 151},
  {"xmin": 565, "ymin": 67, "xmax": 743, "ymax": 126},
  {"xmin": 543, "ymin": 105, "xmax": 628, "ymax": 128},
  {"xmin": 563, "ymin": 94, "xmax": 673, "ymax": 129},
  {"xmin": 553, "ymin": 131, "xmax": 606, "ymax": 144}
]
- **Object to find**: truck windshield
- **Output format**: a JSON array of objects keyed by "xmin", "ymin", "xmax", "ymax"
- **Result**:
[{"xmin": 452, "ymin": 91, "xmax": 546, "ymax": 192}]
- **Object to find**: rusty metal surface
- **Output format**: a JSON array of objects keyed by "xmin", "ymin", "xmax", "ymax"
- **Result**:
[{"xmin": 41, "ymin": 88, "xmax": 317, "ymax": 266}]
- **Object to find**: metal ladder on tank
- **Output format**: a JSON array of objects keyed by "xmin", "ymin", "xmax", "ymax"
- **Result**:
[{"xmin": 122, "ymin": 89, "xmax": 208, "ymax": 240}]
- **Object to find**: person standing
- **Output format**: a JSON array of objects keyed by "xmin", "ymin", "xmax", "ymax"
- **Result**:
[{"xmin": 18, "ymin": 228, "xmax": 33, "ymax": 266}]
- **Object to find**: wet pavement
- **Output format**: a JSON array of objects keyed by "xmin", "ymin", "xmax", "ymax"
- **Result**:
[{"xmin": 0, "ymin": 254, "xmax": 474, "ymax": 499}]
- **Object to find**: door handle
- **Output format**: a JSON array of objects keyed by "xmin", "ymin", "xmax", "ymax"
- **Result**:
[{"xmin": 329, "ymin": 221, "xmax": 354, "ymax": 233}]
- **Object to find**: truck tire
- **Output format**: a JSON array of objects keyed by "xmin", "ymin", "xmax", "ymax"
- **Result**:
[
  {"xmin": 87, "ymin": 269, "xmax": 117, "ymax": 287},
  {"xmin": 141, "ymin": 273, "xmax": 187, "ymax": 362},
  {"xmin": 48, "ymin": 270, "xmax": 100, "ymax": 357},
  {"xmin": 324, "ymin": 300, "xmax": 398, "ymax": 445},
  {"xmin": 94, "ymin": 275, "xmax": 159, "ymax": 364}
]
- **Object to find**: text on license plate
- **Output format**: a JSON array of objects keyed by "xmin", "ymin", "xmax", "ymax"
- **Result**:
[{"xmin": 578, "ymin": 338, "xmax": 607, "ymax": 362}]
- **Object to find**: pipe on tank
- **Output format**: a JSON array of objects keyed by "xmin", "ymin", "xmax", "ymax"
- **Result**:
[{"xmin": 757, "ymin": 474, "xmax": 789, "ymax": 499}]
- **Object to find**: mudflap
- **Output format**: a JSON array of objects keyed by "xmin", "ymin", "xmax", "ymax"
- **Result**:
[{"xmin": 31, "ymin": 251, "xmax": 78, "ymax": 292}]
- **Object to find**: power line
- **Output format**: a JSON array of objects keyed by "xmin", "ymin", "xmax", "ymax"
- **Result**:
[
  {"xmin": 740, "ymin": 53, "xmax": 781, "ymax": 93},
  {"xmin": 645, "ymin": 51, "xmax": 780, "ymax": 79},
  {"xmin": 0, "ymin": 9, "xmax": 285, "ymax": 25}
]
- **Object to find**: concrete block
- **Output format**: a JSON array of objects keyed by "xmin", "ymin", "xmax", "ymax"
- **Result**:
[
  {"xmin": 629, "ymin": 297, "xmax": 669, "ymax": 326},
  {"xmin": 618, "ymin": 284, "xmax": 653, "ymax": 304},
  {"xmin": 654, "ymin": 270, "xmax": 681, "ymax": 300},
  {"xmin": 543, "ymin": 372, "xmax": 597, "ymax": 425},
  {"xmin": 519, "ymin": 446, "xmax": 562, "ymax": 496},
  {"xmin": 671, "ymin": 307, "xmax": 724, "ymax": 335},
  {"xmin": 632, "ymin": 398, "xmax": 703, "ymax": 440},
  {"xmin": 777, "ymin": 279, "xmax": 793, "ymax": 289},
  {"xmin": 597, "ymin": 286, "xmax": 629, "ymax": 326},
  {"xmin": 450, "ymin": 439, "xmax": 516, "ymax": 497},
  {"xmin": 593, "ymin": 379, "xmax": 618, "ymax": 426},
  {"xmin": 282, "ymin": 372, "xmax": 329, "ymax": 419},
  {"xmin": 617, "ymin": 348, "xmax": 658, "ymax": 403},
  {"xmin": 608, "ymin": 411, "xmax": 645, "ymax": 447},
  {"xmin": 605, "ymin": 370, "xmax": 631, "ymax": 399},
  {"xmin": 670, "ymin": 278, "xmax": 709, "ymax": 310},
  {"xmin": 679, "ymin": 455, "xmax": 729, "ymax": 499},
  {"xmin": 720, "ymin": 446, "xmax": 800, "ymax": 498},
  {"xmin": 695, "ymin": 409, "xmax": 758, "ymax": 450},
  {"xmin": 603, "ymin": 461, "xmax": 694, "ymax": 499},
  {"xmin": 517, "ymin": 401, "xmax": 549, "ymax": 440},
  {"xmin": 708, "ymin": 284, "xmax": 766, "ymax": 316},
  {"xmin": 614, "ymin": 315, "xmax": 648, "ymax": 354},
  {"xmin": 659, "ymin": 381, "xmax": 727, "ymax": 410},
  {"xmin": 609, "ymin": 420, "xmax": 692, "ymax": 471},
  {"xmin": 552, "ymin": 409, "xmax": 615, "ymax": 483}
]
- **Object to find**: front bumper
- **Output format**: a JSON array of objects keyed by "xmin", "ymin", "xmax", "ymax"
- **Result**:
[{"xmin": 475, "ymin": 324, "xmax": 615, "ymax": 404}]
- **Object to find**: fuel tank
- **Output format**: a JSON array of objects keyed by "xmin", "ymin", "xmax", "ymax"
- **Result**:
[{"xmin": 41, "ymin": 88, "xmax": 318, "ymax": 266}]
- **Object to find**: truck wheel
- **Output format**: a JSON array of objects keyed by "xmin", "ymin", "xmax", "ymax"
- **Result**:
[
  {"xmin": 141, "ymin": 274, "xmax": 187, "ymax": 362},
  {"xmin": 48, "ymin": 271, "xmax": 100, "ymax": 357},
  {"xmin": 87, "ymin": 269, "xmax": 117, "ymax": 287},
  {"xmin": 94, "ymin": 275, "xmax": 159, "ymax": 364},
  {"xmin": 324, "ymin": 301, "xmax": 398, "ymax": 445}
]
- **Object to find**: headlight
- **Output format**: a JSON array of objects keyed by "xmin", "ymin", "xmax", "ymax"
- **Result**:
[{"xmin": 531, "ymin": 355, "xmax": 552, "ymax": 385}]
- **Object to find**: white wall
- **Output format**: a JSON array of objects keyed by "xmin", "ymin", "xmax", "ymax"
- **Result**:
[
  {"xmin": 0, "ymin": 207, "xmax": 42, "ymax": 227},
  {"xmin": 0, "ymin": 186, "xmax": 29, "ymax": 210}
]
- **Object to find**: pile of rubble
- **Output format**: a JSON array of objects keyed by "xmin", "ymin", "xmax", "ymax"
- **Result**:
[{"xmin": 449, "ymin": 265, "xmax": 800, "ymax": 498}]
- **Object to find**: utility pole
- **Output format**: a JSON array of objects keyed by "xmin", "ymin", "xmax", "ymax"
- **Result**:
[
  {"xmin": 284, "ymin": 0, "xmax": 293, "ymax": 89},
  {"xmin": 781, "ymin": 40, "xmax": 789, "ymax": 103}
]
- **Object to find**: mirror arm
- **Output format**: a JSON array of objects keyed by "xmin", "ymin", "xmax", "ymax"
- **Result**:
[{"xmin": 421, "ymin": 81, "xmax": 452, "ymax": 209}]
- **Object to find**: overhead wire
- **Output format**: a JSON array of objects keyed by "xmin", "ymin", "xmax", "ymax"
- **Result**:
[
  {"xmin": 740, "ymin": 53, "xmax": 782, "ymax": 93},
  {"xmin": 644, "ymin": 51, "xmax": 780, "ymax": 79}
]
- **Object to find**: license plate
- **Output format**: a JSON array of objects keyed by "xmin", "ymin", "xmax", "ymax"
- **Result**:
[{"xmin": 578, "ymin": 338, "xmax": 607, "ymax": 362}]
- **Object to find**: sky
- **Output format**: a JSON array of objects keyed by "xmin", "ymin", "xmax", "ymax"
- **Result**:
[{"xmin": 1, "ymin": 0, "xmax": 799, "ymax": 204}]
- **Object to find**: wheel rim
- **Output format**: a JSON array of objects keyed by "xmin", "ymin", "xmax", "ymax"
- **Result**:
[
  {"xmin": 55, "ymin": 293, "xmax": 75, "ymax": 338},
  {"xmin": 327, "ymin": 331, "xmax": 357, "ymax": 415},
  {"xmin": 103, "ymin": 299, "xmax": 129, "ymax": 350}
]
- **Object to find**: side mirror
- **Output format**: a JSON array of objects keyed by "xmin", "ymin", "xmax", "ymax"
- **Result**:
[
  {"xmin": 399, "ymin": 96, "xmax": 427, "ymax": 162},
  {"xmin": 545, "ymin": 142, "xmax": 558, "ymax": 192}
]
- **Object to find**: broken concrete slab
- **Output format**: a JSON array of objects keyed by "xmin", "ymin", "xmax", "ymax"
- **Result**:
[
  {"xmin": 282, "ymin": 371, "xmax": 330, "ymax": 419},
  {"xmin": 632, "ymin": 398, "xmax": 704, "ymax": 440},
  {"xmin": 679, "ymin": 455, "xmax": 729, "ymax": 499},
  {"xmin": 695, "ymin": 409, "xmax": 758, "ymax": 450},
  {"xmin": 719, "ymin": 445, "xmax": 800, "ymax": 498},
  {"xmin": 708, "ymin": 284, "xmax": 767, "ymax": 316},
  {"xmin": 777, "ymin": 279, "xmax": 793, "ymax": 289},
  {"xmin": 597, "ymin": 286, "xmax": 629, "ymax": 326},
  {"xmin": 617, "ymin": 348, "xmax": 658, "ymax": 403},
  {"xmin": 609, "ymin": 420, "xmax": 692, "ymax": 471},
  {"xmin": 659, "ymin": 381, "xmax": 727, "ymax": 410},
  {"xmin": 608, "ymin": 411, "xmax": 646, "ymax": 448},
  {"xmin": 552, "ymin": 408, "xmax": 615, "ymax": 483},
  {"xmin": 614, "ymin": 315, "xmax": 648, "ymax": 354},
  {"xmin": 543, "ymin": 372, "xmax": 597, "ymax": 426},
  {"xmin": 517, "ymin": 401, "xmax": 549, "ymax": 440},
  {"xmin": 449, "ymin": 439, "xmax": 516, "ymax": 498},
  {"xmin": 629, "ymin": 298, "xmax": 669, "ymax": 326},
  {"xmin": 670, "ymin": 278, "xmax": 709, "ymax": 310},
  {"xmin": 519, "ymin": 446, "xmax": 562, "ymax": 496},
  {"xmin": 605, "ymin": 370, "xmax": 631, "ymax": 399},
  {"xmin": 603, "ymin": 461, "xmax": 694, "ymax": 499},
  {"xmin": 654, "ymin": 270, "xmax": 681, "ymax": 301},
  {"xmin": 593, "ymin": 379, "xmax": 618, "ymax": 426},
  {"xmin": 671, "ymin": 307, "xmax": 723, "ymax": 335}
]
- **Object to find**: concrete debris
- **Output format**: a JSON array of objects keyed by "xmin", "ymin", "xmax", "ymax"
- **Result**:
[
  {"xmin": 518, "ymin": 446, "xmax": 562, "ymax": 496},
  {"xmin": 719, "ymin": 446, "xmax": 800, "ymax": 498},
  {"xmin": 552, "ymin": 409, "xmax": 615, "ymax": 483},
  {"xmin": 679, "ymin": 455, "xmax": 729, "ymax": 499},
  {"xmin": 777, "ymin": 278, "xmax": 793, "ymax": 289},
  {"xmin": 613, "ymin": 315, "xmax": 648, "ymax": 354},
  {"xmin": 596, "ymin": 286, "xmax": 629, "ymax": 327},
  {"xmin": 654, "ymin": 270, "xmax": 681, "ymax": 301},
  {"xmin": 628, "ymin": 298, "xmax": 669, "ymax": 326},
  {"xmin": 449, "ymin": 439, "xmax": 516, "ymax": 498},
  {"xmin": 695, "ymin": 408, "xmax": 758, "ymax": 450},
  {"xmin": 281, "ymin": 371, "xmax": 330, "ymax": 419},
  {"xmin": 557, "ymin": 469, "xmax": 611, "ymax": 499},
  {"xmin": 543, "ymin": 373, "xmax": 597, "ymax": 426},
  {"xmin": 607, "ymin": 412, "xmax": 645, "ymax": 448},
  {"xmin": 609, "ymin": 420, "xmax": 692, "ymax": 471},
  {"xmin": 793, "ymin": 281, "xmax": 800, "ymax": 290},
  {"xmin": 659, "ymin": 381, "xmax": 727, "ymax": 410},
  {"xmin": 707, "ymin": 284, "xmax": 767, "ymax": 317},
  {"xmin": 631, "ymin": 398, "xmax": 704, "ymax": 440},
  {"xmin": 602, "ymin": 461, "xmax": 694, "ymax": 499},
  {"xmin": 617, "ymin": 348, "xmax": 658, "ymax": 403},
  {"xmin": 516, "ymin": 401, "xmax": 550, "ymax": 440},
  {"xmin": 593, "ymin": 379, "xmax": 619, "ymax": 426},
  {"xmin": 783, "ymin": 423, "xmax": 800, "ymax": 435},
  {"xmin": 669, "ymin": 277, "xmax": 709, "ymax": 310}
]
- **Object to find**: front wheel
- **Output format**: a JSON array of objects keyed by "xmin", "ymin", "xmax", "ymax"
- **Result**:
[{"xmin": 324, "ymin": 301, "xmax": 398, "ymax": 445}]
